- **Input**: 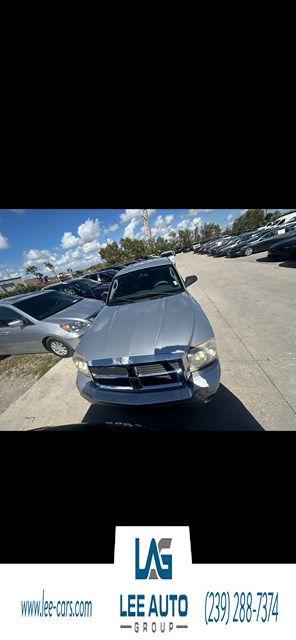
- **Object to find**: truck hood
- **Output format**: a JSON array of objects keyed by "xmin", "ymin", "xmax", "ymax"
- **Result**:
[{"xmin": 77, "ymin": 292, "xmax": 214, "ymax": 361}]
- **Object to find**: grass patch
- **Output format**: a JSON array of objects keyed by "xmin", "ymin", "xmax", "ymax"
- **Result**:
[{"xmin": 0, "ymin": 353, "xmax": 60, "ymax": 379}]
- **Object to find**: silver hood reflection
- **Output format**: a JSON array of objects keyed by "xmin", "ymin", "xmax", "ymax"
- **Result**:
[{"xmin": 76, "ymin": 292, "xmax": 214, "ymax": 361}]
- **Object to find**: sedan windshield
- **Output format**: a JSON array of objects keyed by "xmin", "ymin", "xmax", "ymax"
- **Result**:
[
  {"xmin": 239, "ymin": 233, "xmax": 263, "ymax": 244},
  {"xmin": 108, "ymin": 265, "xmax": 185, "ymax": 305},
  {"xmin": 13, "ymin": 291, "xmax": 82, "ymax": 320},
  {"xmin": 71, "ymin": 279, "xmax": 100, "ymax": 291}
]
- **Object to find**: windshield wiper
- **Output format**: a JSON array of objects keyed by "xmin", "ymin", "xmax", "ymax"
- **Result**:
[
  {"xmin": 145, "ymin": 292, "xmax": 178, "ymax": 299},
  {"xmin": 109, "ymin": 292, "xmax": 179, "ymax": 305},
  {"xmin": 109, "ymin": 298, "xmax": 137, "ymax": 305}
]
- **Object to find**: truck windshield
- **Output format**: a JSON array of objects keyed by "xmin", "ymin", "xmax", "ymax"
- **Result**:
[{"xmin": 108, "ymin": 265, "xmax": 185, "ymax": 305}]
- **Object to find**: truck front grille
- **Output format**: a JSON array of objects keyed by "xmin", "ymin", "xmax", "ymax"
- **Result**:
[{"xmin": 89, "ymin": 359, "xmax": 185, "ymax": 391}]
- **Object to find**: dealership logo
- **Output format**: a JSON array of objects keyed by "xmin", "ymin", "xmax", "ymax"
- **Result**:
[
  {"xmin": 117, "ymin": 528, "xmax": 189, "ymax": 634},
  {"xmin": 135, "ymin": 538, "xmax": 172, "ymax": 580}
]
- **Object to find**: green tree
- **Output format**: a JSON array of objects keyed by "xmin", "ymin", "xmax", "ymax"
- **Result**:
[
  {"xmin": 232, "ymin": 209, "xmax": 265, "ymax": 233},
  {"xmin": 145, "ymin": 238, "xmax": 158, "ymax": 255},
  {"xmin": 192, "ymin": 224, "xmax": 201, "ymax": 243},
  {"xmin": 120, "ymin": 238, "xmax": 147, "ymax": 260},
  {"xmin": 168, "ymin": 230, "xmax": 178, "ymax": 251},
  {"xmin": 264, "ymin": 213, "xmax": 274, "ymax": 222},
  {"xmin": 268, "ymin": 209, "xmax": 282, "ymax": 221},
  {"xmin": 99, "ymin": 241, "xmax": 124, "ymax": 266},
  {"xmin": 177, "ymin": 229, "xmax": 193, "ymax": 247},
  {"xmin": 200, "ymin": 223, "xmax": 222, "ymax": 240},
  {"xmin": 154, "ymin": 237, "xmax": 171, "ymax": 254}
]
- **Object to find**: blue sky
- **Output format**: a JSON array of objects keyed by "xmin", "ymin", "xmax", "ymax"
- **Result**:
[{"xmin": 0, "ymin": 208, "xmax": 286, "ymax": 280}]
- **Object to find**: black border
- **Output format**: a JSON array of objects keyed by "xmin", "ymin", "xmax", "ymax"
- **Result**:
[{"xmin": 2, "ymin": 437, "xmax": 295, "ymax": 564}]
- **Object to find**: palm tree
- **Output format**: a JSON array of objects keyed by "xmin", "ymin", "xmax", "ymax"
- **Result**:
[{"xmin": 44, "ymin": 262, "xmax": 58, "ymax": 278}]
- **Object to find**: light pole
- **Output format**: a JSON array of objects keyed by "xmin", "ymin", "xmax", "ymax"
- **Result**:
[{"xmin": 141, "ymin": 209, "xmax": 152, "ymax": 242}]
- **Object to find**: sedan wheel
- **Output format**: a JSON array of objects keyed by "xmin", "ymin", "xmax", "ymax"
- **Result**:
[
  {"xmin": 244, "ymin": 247, "xmax": 253, "ymax": 256},
  {"xmin": 45, "ymin": 338, "xmax": 74, "ymax": 358}
]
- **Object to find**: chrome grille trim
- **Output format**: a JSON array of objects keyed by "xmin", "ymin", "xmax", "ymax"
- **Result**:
[{"xmin": 88, "ymin": 358, "xmax": 186, "ymax": 391}]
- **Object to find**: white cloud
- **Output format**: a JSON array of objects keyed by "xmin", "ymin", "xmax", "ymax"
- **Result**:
[
  {"xmin": 188, "ymin": 209, "xmax": 214, "ymax": 216},
  {"xmin": 227, "ymin": 214, "xmax": 235, "ymax": 221},
  {"xmin": 0, "ymin": 233, "xmax": 10, "ymax": 249},
  {"xmin": 23, "ymin": 248, "xmax": 52, "ymax": 266},
  {"xmin": 120, "ymin": 210, "xmax": 157, "ymax": 240},
  {"xmin": 10, "ymin": 241, "xmax": 104, "ymax": 279},
  {"xmin": 9, "ymin": 209, "xmax": 26, "ymax": 214},
  {"xmin": 151, "ymin": 214, "xmax": 174, "ymax": 239},
  {"xmin": 123, "ymin": 219, "xmax": 140, "ymax": 239},
  {"xmin": 0, "ymin": 270, "xmax": 20, "ymax": 279},
  {"xmin": 77, "ymin": 218, "xmax": 101, "ymax": 243},
  {"xmin": 177, "ymin": 216, "xmax": 202, "ymax": 232},
  {"xmin": 51, "ymin": 248, "xmax": 84, "ymax": 268},
  {"xmin": 84, "ymin": 253, "xmax": 99, "ymax": 262},
  {"xmin": 82, "ymin": 240, "xmax": 101, "ymax": 254},
  {"xmin": 189, "ymin": 216, "xmax": 202, "ymax": 229},
  {"xmin": 45, "ymin": 246, "xmax": 103, "ymax": 272},
  {"xmin": 54, "ymin": 255, "xmax": 70, "ymax": 267},
  {"xmin": 106, "ymin": 223, "xmax": 119, "ymax": 233},
  {"xmin": 65, "ymin": 249, "xmax": 81, "ymax": 261},
  {"xmin": 119, "ymin": 209, "xmax": 156, "ymax": 224},
  {"xmin": 121, "ymin": 212, "xmax": 156, "ymax": 239},
  {"xmin": 60, "ymin": 232, "xmax": 81, "ymax": 249},
  {"xmin": 61, "ymin": 217, "xmax": 102, "ymax": 250}
]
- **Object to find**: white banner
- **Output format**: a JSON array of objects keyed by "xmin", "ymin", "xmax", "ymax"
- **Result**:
[{"xmin": 0, "ymin": 526, "xmax": 293, "ymax": 638}]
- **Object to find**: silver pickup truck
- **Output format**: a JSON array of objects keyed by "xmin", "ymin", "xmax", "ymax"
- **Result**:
[{"xmin": 73, "ymin": 258, "xmax": 220, "ymax": 406}]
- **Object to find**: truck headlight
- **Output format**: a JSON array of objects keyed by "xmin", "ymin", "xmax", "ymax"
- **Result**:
[
  {"xmin": 59, "ymin": 321, "xmax": 89, "ymax": 333},
  {"xmin": 72, "ymin": 353, "xmax": 91, "ymax": 377},
  {"xmin": 188, "ymin": 338, "xmax": 217, "ymax": 372}
]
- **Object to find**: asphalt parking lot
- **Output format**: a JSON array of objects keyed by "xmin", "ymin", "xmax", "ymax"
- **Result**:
[{"xmin": 0, "ymin": 251, "xmax": 295, "ymax": 430}]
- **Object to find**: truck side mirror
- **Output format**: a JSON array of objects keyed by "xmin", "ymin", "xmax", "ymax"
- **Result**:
[{"xmin": 184, "ymin": 275, "xmax": 198, "ymax": 288}]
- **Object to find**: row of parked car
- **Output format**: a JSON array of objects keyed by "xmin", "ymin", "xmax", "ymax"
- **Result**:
[
  {"xmin": 0, "ymin": 257, "xmax": 179, "ymax": 358},
  {"xmin": 193, "ymin": 223, "xmax": 296, "ymax": 260},
  {"xmin": 0, "ymin": 265, "xmax": 135, "ymax": 358},
  {"xmin": 39, "ymin": 253, "xmax": 178, "ymax": 303}
]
